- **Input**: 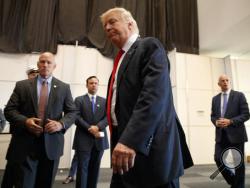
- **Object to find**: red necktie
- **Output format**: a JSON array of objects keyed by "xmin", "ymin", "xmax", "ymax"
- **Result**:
[
  {"xmin": 107, "ymin": 49, "xmax": 124, "ymax": 135},
  {"xmin": 38, "ymin": 81, "xmax": 48, "ymax": 126}
]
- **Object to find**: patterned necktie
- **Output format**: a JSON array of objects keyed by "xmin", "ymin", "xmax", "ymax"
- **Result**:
[
  {"xmin": 91, "ymin": 96, "xmax": 95, "ymax": 113},
  {"xmin": 222, "ymin": 93, "xmax": 228, "ymax": 117},
  {"xmin": 107, "ymin": 49, "xmax": 124, "ymax": 135},
  {"xmin": 38, "ymin": 81, "xmax": 48, "ymax": 126}
]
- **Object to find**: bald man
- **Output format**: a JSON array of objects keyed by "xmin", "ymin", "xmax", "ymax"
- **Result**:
[
  {"xmin": 2, "ymin": 52, "xmax": 77, "ymax": 188},
  {"xmin": 211, "ymin": 74, "xmax": 250, "ymax": 188}
]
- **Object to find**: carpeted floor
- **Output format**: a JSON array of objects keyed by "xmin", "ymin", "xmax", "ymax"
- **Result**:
[{"xmin": 1, "ymin": 164, "xmax": 250, "ymax": 187}]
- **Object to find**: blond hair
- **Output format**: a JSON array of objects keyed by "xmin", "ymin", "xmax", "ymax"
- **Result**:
[{"xmin": 100, "ymin": 7, "xmax": 139, "ymax": 34}]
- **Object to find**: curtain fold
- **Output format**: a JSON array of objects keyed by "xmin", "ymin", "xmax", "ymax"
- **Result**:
[{"xmin": 0, "ymin": 0, "xmax": 199, "ymax": 56}]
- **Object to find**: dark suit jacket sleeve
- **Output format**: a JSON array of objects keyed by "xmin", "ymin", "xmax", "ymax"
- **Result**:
[
  {"xmin": 59, "ymin": 84, "xmax": 77, "ymax": 130},
  {"xmin": 74, "ymin": 96, "xmax": 91, "ymax": 130},
  {"xmin": 119, "ymin": 38, "xmax": 172, "ymax": 155},
  {"xmin": 4, "ymin": 81, "xmax": 29, "ymax": 127},
  {"xmin": 230, "ymin": 92, "xmax": 250, "ymax": 126},
  {"xmin": 97, "ymin": 117, "xmax": 107, "ymax": 130},
  {"xmin": 211, "ymin": 96, "xmax": 217, "ymax": 126},
  {"xmin": 97, "ymin": 98, "xmax": 108, "ymax": 130}
]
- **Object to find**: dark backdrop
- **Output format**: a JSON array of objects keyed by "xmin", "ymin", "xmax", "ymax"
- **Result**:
[{"xmin": 0, "ymin": 0, "xmax": 199, "ymax": 58}]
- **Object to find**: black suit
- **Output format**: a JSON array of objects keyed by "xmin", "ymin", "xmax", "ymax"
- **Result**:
[
  {"xmin": 211, "ymin": 90, "xmax": 250, "ymax": 188},
  {"xmin": 2, "ymin": 77, "xmax": 77, "ymax": 188},
  {"xmin": 109, "ymin": 37, "xmax": 192, "ymax": 188},
  {"xmin": 74, "ymin": 94, "xmax": 109, "ymax": 188}
]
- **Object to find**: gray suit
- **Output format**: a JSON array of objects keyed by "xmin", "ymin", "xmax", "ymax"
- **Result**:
[
  {"xmin": 2, "ymin": 77, "xmax": 77, "ymax": 188},
  {"xmin": 73, "ymin": 94, "xmax": 109, "ymax": 188}
]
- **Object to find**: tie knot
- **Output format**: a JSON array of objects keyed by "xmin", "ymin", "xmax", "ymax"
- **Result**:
[
  {"xmin": 42, "ymin": 80, "xmax": 47, "ymax": 85},
  {"xmin": 91, "ymin": 96, "xmax": 95, "ymax": 101}
]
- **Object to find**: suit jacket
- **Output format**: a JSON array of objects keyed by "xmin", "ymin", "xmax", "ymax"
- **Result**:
[
  {"xmin": 0, "ymin": 108, "xmax": 6, "ymax": 132},
  {"xmin": 4, "ymin": 77, "xmax": 77, "ymax": 162},
  {"xmin": 211, "ymin": 90, "xmax": 250, "ymax": 143},
  {"xmin": 73, "ymin": 94, "xmax": 109, "ymax": 151},
  {"xmin": 109, "ymin": 37, "xmax": 191, "ymax": 187}
]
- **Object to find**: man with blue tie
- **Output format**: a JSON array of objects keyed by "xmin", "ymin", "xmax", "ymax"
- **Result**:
[
  {"xmin": 211, "ymin": 74, "xmax": 250, "ymax": 188},
  {"xmin": 73, "ymin": 76, "xmax": 109, "ymax": 188}
]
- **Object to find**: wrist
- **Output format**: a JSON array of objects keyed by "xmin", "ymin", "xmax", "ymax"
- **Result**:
[{"xmin": 230, "ymin": 119, "xmax": 234, "ymax": 125}]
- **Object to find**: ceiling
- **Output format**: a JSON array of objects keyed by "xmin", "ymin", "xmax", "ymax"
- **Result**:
[{"xmin": 197, "ymin": 0, "xmax": 250, "ymax": 60}]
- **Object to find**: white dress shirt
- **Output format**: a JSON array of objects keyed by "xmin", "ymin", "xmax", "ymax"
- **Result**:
[
  {"xmin": 111, "ymin": 33, "xmax": 139, "ymax": 126},
  {"xmin": 220, "ymin": 89, "xmax": 231, "ymax": 116}
]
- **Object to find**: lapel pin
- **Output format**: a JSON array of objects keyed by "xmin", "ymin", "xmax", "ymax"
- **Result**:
[
  {"xmin": 97, "ymin": 104, "xmax": 100, "ymax": 107},
  {"xmin": 54, "ymin": 85, "xmax": 57, "ymax": 88}
]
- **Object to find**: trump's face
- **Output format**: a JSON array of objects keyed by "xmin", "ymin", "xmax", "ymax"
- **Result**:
[{"xmin": 102, "ymin": 12, "xmax": 133, "ymax": 49}]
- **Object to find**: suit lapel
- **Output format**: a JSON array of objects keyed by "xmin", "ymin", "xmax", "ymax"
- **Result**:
[
  {"xmin": 84, "ymin": 94, "xmax": 93, "ymax": 117},
  {"xmin": 214, "ymin": 94, "xmax": 221, "ymax": 117},
  {"xmin": 116, "ymin": 39, "xmax": 139, "ymax": 89},
  {"xmin": 47, "ymin": 77, "xmax": 58, "ymax": 116},
  {"xmin": 225, "ymin": 90, "xmax": 234, "ymax": 116},
  {"xmin": 29, "ymin": 78, "xmax": 38, "ymax": 115},
  {"xmin": 94, "ymin": 96, "xmax": 101, "ymax": 117}
]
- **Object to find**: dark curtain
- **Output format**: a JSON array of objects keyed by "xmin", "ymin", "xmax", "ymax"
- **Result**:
[
  {"xmin": 0, "ymin": 0, "xmax": 199, "ymax": 57},
  {"xmin": 0, "ymin": 0, "xmax": 58, "ymax": 53}
]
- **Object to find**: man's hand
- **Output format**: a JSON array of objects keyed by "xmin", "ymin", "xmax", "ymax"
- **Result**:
[
  {"xmin": 216, "ymin": 118, "xmax": 231, "ymax": 128},
  {"xmin": 112, "ymin": 143, "xmax": 136, "ymax": 175},
  {"xmin": 44, "ymin": 119, "xmax": 63, "ymax": 133},
  {"xmin": 88, "ymin": 125, "xmax": 100, "ymax": 138},
  {"xmin": 25, "ymin": 117, "xmax": 43, "ymax": 136}
]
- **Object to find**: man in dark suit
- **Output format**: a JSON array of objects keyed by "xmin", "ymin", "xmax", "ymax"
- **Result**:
[
  {"xmin": 1, "ymin": 68, "xmax": 40, "ymax": 188},
  {"xmin": 100, "ymin": 7, "xmax": 192, "ymax": 188},
  {"xmin": 2, "ymin": 52, "xmax": 77, "ymax": 188},
  {"xmin": 73, "ymin": 76, "xmax": 109, "ymax": 188},
  {"xmin": 211, "ymin": 74, "xmax": 250, "ymax": 188}
]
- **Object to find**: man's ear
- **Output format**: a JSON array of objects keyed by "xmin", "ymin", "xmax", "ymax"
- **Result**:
[{"xmin": 128, "ymin": 21, "xmax": 133, "ymax": 30}]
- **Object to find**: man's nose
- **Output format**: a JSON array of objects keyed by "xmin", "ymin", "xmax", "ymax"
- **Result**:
[{"xmin": 105, "ymin": 24, "xmax": 112, "ymax": 31}]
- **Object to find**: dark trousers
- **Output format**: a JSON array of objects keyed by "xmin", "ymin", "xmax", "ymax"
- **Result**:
[
  {"xmin": 215, "ymin": 137, "xmax": 245, "ymax": 188},
  {"xmin": 1, "ymin": 160, "xmax": 18, "ymax": 188},
  {"xmin": 76, "ymin": 147, "xmax": 104, "ymax": 188},
  {"xmin": 68, "ymin": 152, "xmax": 78, "ymax": 177},
  {"xmin": 1, "ymin": 136, "xmax": 59, "ymax": 188},
  {"xmin": 110, "ymin": 173, "xmax": 179, "ymax": 188}
]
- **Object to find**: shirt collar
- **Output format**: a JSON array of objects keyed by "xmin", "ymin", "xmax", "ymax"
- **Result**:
[
  {"xmin": 122, "ymin": 33, "xmax": 139, "ymax": 53},
  {"xmin": 37, "ymin": 75, "xmax": 52, "ymax": 84},
  {"xmin": 221, "ymin": 89, "xmax": 231, "ymax": 95},
  {"xmin": 88, "ymin": 93, "xmax": 96, "ymax": 100}
]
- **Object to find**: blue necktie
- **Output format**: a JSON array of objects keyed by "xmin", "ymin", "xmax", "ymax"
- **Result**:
[
  {"xmin": 91, "ymin": 96, "xmax": 95, "ymax": 113},
  {"xmin": 222, "ymin": 93, "xmax": 228, "ymax": 117}
]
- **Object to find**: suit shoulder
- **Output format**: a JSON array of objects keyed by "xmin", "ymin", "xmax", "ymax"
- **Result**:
[
  {"xmin": 97, "ymin": 96, "xmax": 106, "ymax": 101},
  {"xmin": 15, "ymin": 79, "xmax": 32, "ymax": 87},
  {"xmin": 213, "ymin": 93, "xmax": 221, "ymax": 99},
  {"xmin": 231, "ymin": 90, "xmax": 246, "ymax": 98},
  {"xmin": 140, "ymin": 37, "xmax": 164, "ymax": 48},
  {"xmin": 52, "ymin": 77, "xmax": 69, "ymax": 87},
  {"xmin": 138, "ymin": 37, "xmax": 166, "ymax": 55},
  {"xmin": 231, "ymin": 90, "xmax": 242, "ymax": 95},
  {"xmin": 75, "ymin": 95, "xmax": 84, "ymax": 101}
]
